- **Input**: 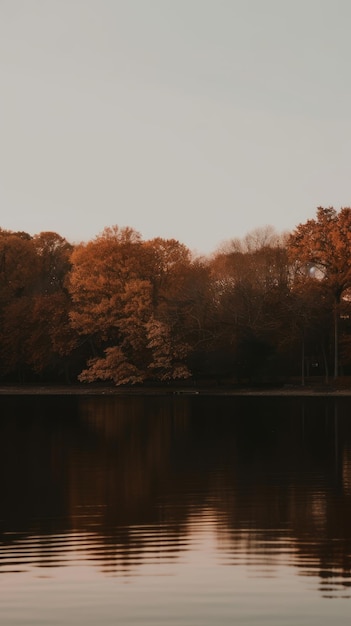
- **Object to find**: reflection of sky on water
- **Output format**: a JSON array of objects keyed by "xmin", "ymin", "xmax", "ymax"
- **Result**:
[
  {"xmin": 1, "ymin": 516, "xmax": 350, "ymax": 626},
  {"xmin": 1, "ymin": 502, "xmax": 351, "ymax": 600}
]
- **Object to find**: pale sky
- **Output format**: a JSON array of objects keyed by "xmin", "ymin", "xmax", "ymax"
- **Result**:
[{"xmin": 1, "ymin": 0, "xmax": 351, "ymax": 255}]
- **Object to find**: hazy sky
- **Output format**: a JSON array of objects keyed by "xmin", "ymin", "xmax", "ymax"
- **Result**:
[{"xmin": 1, "ymin": 0, "xmax": 351, "ymax": 255}]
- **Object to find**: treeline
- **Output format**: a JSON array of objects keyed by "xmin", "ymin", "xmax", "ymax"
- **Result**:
[{"xmin": 1, "ymin": 207, "xmax": 351, "ymax": 386}]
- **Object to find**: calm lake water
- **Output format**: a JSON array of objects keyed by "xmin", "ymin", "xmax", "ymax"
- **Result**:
[{"xmin": 1, "ymin": 393, "xmax": 351, "ymax": 625}]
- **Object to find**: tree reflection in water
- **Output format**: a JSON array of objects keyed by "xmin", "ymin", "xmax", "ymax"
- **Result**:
[{"xmin": 0, "ymin": 394, "xmax": 351, "ymax": 598}]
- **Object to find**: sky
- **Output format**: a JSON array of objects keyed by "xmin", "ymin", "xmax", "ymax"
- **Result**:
[{"xmin": 1, "ymin": 0, "xmax": 351, "ymax": 256}]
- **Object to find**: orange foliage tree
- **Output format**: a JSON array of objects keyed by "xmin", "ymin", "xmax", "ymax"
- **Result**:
[
  {"xmin": 288, "ymin": 207, "xmax": 351, "ymax": 378},
  {"xmin": 68, "ymin": 227, "xmax": 193, "ymax": 385}
]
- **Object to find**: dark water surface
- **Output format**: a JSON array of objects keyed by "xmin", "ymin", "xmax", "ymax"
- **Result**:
[{"xmin": 1, "ymin": 394, "xmax": 351, "ymax": 625}]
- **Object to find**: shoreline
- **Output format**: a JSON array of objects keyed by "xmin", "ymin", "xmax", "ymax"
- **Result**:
[{"xmin": 1, "ymin": 384, "xmax": 351, "ymax": 396}]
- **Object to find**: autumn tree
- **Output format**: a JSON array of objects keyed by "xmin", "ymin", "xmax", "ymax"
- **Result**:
[
  {"xmin": 144, "ymin": 237, "xmax": 191, "ymax": 305},
  {"xmin": 0, "ymin": 229, "xmax": 78, "ymax": 382},
  {"xmin": 68, "ymin": 226, "xmax": 148, "ymax": 383},
  {"xmin": 68, "ymin": 227, "xmax": 193, "ymax": 385},
  {"xmin": 0, "ymin": 230, "xmax": 38, "ymax": 379},
  {"xmin": 288, "ymin": 207, "xmax": 351, "ymax": 378},
  {"xmin": 27, "ymin": 232, "xmax": 78, "ymax": 379},
  {"xmin": 143, "ymin": 237, "xmax": 199, "ymax": 377}
]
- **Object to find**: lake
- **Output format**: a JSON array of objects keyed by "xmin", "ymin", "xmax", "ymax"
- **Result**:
[{"xmin": 1, "ymin": 393, "xmax": 351, "ymax": 625}]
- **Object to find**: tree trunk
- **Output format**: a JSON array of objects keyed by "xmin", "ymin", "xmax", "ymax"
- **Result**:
[
  {"xmin": 301, "ymin": 333, "xmax": 305, "ymax": 387},
  {"xmin": 321, "ymin": 340, "xmax": 329, "ymax": 385},
  {"xmin": 334, "ymin": 297, "xmax": 339, "ymax": 379}
]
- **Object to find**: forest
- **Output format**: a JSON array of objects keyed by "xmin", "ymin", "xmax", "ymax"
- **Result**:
[{"xmin": 1, "ymin": 206, "xmax": 351, "ymax": 387}]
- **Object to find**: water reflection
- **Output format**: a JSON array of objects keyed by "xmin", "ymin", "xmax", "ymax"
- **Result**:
[{"xmin": 1, "ymin": 395, "xmax": 351, "ymax": 601}]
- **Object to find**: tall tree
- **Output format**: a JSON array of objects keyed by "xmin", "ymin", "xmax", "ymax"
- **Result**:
[{"xmin": 288, "ymin": 207, "xmax": 351, "ymax": 378}]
